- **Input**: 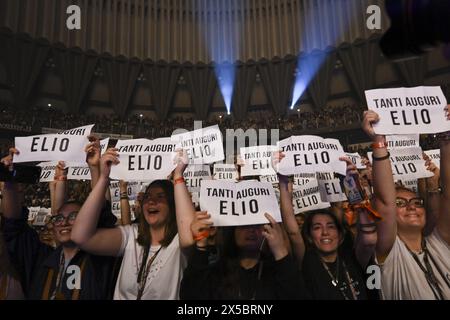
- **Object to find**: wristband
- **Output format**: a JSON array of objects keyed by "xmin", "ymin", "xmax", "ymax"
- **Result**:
[
  {"xmin": 371, "ymin": 141, "xmax": 387, "ymax": 150},
  {"xmin": 193, "ymin": 230, "xmax": 209, "ymax": 241},
  {"xmin": 174, "ymin": 177, "xmax": 185, "ymax": 185},
  {"xmin": 120, "ymin": 196, "xmax": 129, "ymax": 200},
  {"xmin": 372, "ymin": 152, "xmax": 390, "ymax": 161},
  {"xmin": 54, "ymin": 176, "xmax": 67, "ymax": 181}
]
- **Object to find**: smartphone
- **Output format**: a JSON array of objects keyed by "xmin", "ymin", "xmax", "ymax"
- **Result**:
[
  {"xmin": 0, "ymin": 164, "xmax": 42, "ymax": 184},
  {"xmin": 339, "ymin": 173, "xmax": 366, "ymax": 205}
]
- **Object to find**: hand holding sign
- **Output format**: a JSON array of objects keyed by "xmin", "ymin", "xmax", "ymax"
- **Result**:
[
  {"xmin": 1, "ymin": 147, "xmax": 19, "ymax": 170},
  {"xmin": 54, "ymin": 161, "xmax": 68, "ymax": 180},
  {"xmin": 271, "ymin": 151, "xmax": 289, "ymax": 185},
  {"xmin": 362, "ymin": 110, "xmax": 383, "ymax": 141},
  {"xmin": 100, "ymin": 148, "xmax": 120, "ymax": 179},
  {"xmin": 262, "ymin": 213, "xmax": 289, "ymax": 260},
  {"xmin": 190, "ymin": 211, "xmax": 213, "ymax": 246},
  {"xmin": 173, "ymin": 149, "xmax": 189, "ymax": 179},
  {"xmin": 423, "ymin": 153, "xmax": 440, "ymax": 191},
  {"xmin": 85, "ymin": 135, "xmax": 101, "ymax": 167}
]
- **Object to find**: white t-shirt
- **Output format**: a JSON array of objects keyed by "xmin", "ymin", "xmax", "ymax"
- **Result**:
[
  {"xmin": 113, "ymin": 224, "xmax": 187, "ymax": 300},
  {"xmin": 379, "ymin": 229, "xmax": 450, "ymax": 300}
]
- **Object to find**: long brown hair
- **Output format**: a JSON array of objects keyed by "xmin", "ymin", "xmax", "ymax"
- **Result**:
[{"xmin": 136, "ymin": 180, "xmax": 177, "ymax": 248}]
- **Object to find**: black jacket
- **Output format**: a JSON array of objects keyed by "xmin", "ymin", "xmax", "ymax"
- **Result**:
[
  {"xmin": 180, "ymin": 247, "xmax": 309, "ymax": 300},
  {"xmin": 1, "ymin": 206, "xmax": 118, "ymax": 300}
]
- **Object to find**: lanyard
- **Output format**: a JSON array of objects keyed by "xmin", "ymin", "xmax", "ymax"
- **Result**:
[
  {"xmin": 404, "ymin": 239, "xmax": 448, "ymax": 300},
  {"xmin": 321, "ymin": 255, "xmax": 359, "ymax": 300},
  {"xmin": 136, "ymin": 246, "xmax": 162, "ymax": 300}
]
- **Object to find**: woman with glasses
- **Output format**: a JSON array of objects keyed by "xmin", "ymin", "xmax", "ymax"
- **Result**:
[
  {"xmin": 362, "ymin": 109, "xmax": 450, "ymax": 300},
  {"xmin": 0, "ymin": 139, "xmax": 117, "ymax": 299},
  {"xmin": 71, "ymin": 148, "xmax": 195, "ymax": 300}
]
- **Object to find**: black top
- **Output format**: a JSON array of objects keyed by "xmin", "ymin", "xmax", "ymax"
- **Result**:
[
  {"xmin": 301, "ymin": 247, "xmax": 371, "ymax": 300},
  {"xmin": 180, "ymin": 247, "xmax": 310, "ymax": 300},
  {"xmin": 1, "ymin": 206, "xmax": 118, "ymax": 300}
]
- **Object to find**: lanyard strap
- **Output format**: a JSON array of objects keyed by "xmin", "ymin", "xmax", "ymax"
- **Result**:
[
  {"xmin": 405, "ymin": 239, "xmax": 445, "ymax": 300},
  {"xmin": 42, "ymin": 255, "xmax": 87, "ymax": 300},
  {"xmin": 321, "ymin": 255, "xmax": 358, "ymax": 300},
  {"xmin": 136, "ymin": 246, "xmax": 162, "ymax": 300}
]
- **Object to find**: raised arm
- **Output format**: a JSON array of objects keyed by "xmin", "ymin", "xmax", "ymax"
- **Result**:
[
  {"xmin": 0, "ymin": 148, "xmax": 22, "ymax": 219},
  {"xmin": 362, "ymin": 111, "xmax": 397, "ymax": 262},
  {"xmin": 437, "ymin": 108, "xmax": 450, "ymax": 245},
  {"xmin": 85, "ymin": 135, "xmax": 101, "ymax": 190},
  {"xmin": 51, "ymin": 161, "xmax": 68, "ymax": 214},
  {"xmin": 173, "ymin": 150, "xmax": 196, "ymax": 249},
  {"xmin": 421, "ymin": 154, "xmax": 441, "ymax": 236},
  {"xmin": 274, "ymin": 152, "xmax": 305, "ymax": 263},
  {"xmin": 71, "ymin": 148, "xmax": 122, "ymax": 256},
  {"xmin": 119, "ymin": 180, "xmax": 131, "ymax": 225}
]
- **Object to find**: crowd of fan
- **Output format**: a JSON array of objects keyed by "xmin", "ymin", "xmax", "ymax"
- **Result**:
[{"xmin": 0, "ymin": 103, "xmax": 363, "ymax": 139}]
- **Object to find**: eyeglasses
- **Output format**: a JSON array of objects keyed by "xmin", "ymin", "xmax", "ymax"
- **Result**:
[
  {"xmin": 142, "ymin": 193, "xmax": 167, "ymax": 204},
  {"xmin": 395, "ymin": 197, "xmax": 424, "ymax": 208},
  {"xmin": 49, "ymin": 211, "xmax": 78, "ymax": 225}
]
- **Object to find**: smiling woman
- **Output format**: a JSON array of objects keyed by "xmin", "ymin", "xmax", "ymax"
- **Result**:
[{"xmin": 300, "ymin": 209, "xmax": 371, "ymax": 300}]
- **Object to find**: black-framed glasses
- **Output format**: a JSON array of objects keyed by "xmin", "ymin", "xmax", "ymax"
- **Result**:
[
  {"xmin": 49, "ymin": 211, "xmax": 78, "ymax": 225},
  {"xmin": 395, "ymin": 197, "xmax": 424, "ymax": 208}
]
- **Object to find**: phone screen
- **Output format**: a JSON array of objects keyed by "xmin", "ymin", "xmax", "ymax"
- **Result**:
[{"xmin": 340, "ymin": 174, "xmax": 366, "ymax": 205}]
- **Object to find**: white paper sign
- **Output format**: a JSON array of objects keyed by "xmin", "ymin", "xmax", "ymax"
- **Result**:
[
  {"xmin": 240, "ymin": 145, "xmax": 278, "ymax": 177},
  {"xmin": 397, "ymin": 179, "xmax": 419, "ymax": 193},
  {"xmin": 37, "ymin": 161, "xmax": 58, "ymax": 182},
  {"xmin": 259, "ymin": 174, "xmax": 279, "ymax": 184},
  {"xmin": 365, "ymin": 86, "xmax": 449, "ymax": 134},
  {"xmin": 292, "ymin": 180, "xmax": 331, "ymax": 214},
  {"xmin": 110, "ymin": 181, "xmax": 141, "ymax": 202},
  {"xmin": 424, "ymin": 149, "xmax": 441, "ymax": 169},
  {"xmin": 171, "ymin": 125, "xmax": 225, "ymax": 164},
  {"xmin": 14, "ymin": 125, "xmax": 94, "ymax": 163},
  {"xmin": 191, "ymin": 192, "xmax": 200, "ymax": 208},
  {"xmin": 200, "ymin": 180, "xmax": 281, "ymax": 227},
  {"xmin": 28, "ymin": 207, "xmax": 41, "ymax": 221},
  {"xmin": 345, "ymin": 153, "xmax": 366, "ymax": 169},
  {"xmin": 293, "ymin": 173, "xmax": 317, "ymax": 188},
  {"xmin": 32, "ymin": 208, "xmax": 51, "ymax": 226},
  {"xmin": 213, "ymin": 164, "xmax": 238, "ymax": 181},
  {"xmin": 111, "ymin": 138, "xmax": 177, "ymax": 181},
  {"xmin": 386, "ymin": 134, "xmax": 420, "ymax": 149},
  {"xmin": 65, "ymin": 138, "xmax": 110, "ymax": 181},
  {"xmin": 276, "ymin": 136, "xmax": 346, "ymax": 176},
  {"xmin": 183, "ymin": 165, "xmax": 212, "ymax": 192},
  {"xmin": 316, "ymin": 172, "xmax": 347, "ymax": 203},
  {"xmin": 368, "ymin": 147, "xmax": 434, "ymax": 180}
]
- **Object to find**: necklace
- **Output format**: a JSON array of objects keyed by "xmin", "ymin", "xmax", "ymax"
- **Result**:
[{"xmin": 320, "ymin": 255, "xmax": 358, "ymax": 300}]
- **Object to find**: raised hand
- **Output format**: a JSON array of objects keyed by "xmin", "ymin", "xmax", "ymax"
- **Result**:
[
  {"xmin": 100, "ymin": 148, "xmax": 120, "ymax": 179},
  {"xmin": 190, "ymin": 211, "xmax": 213, "ymax": 247},
  {"xmin": 262, "ymin": 213, "xmax": 288, "ymax": 261},
  {"xmin": 85, "ymin": 135, "xmax": 101, "ymax": 167},
  {"xmin": 1, "ymin": 147, "xmax": 19, "ymax": 170},
  {"xmin": 173, "ymin": 149, "xmax": 189, "ymax": 179},
  {"xmin": 362, "ymin": 110, "xmax": 384, "ymax": 142}
]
